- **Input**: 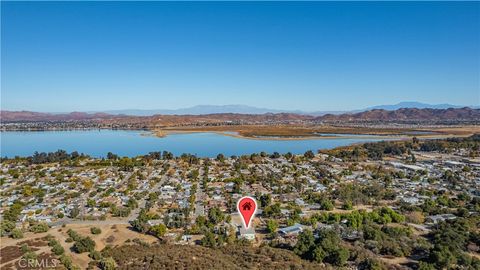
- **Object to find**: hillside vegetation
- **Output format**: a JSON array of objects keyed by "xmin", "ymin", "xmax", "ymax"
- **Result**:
[{"xmin": 101, "ymin": 243, "xmax": 326, "ymax": 270}]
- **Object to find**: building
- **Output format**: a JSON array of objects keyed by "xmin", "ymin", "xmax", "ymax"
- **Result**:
[
  {"xmin": 279, "ymin": 223, "xmax": 304, "ymax": 236},
  {"xmin": 238, "ymin": 226, "xmax": 255, "ymax": 240}
]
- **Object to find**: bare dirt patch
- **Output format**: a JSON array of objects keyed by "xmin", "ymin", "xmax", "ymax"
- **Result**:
[{"xmin": 0, "ymin": 246, "xmax": 24, "ymax": 264}]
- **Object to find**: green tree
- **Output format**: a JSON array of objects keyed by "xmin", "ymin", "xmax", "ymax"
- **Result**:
[
  {"xmin": 0, "ymin": 220, "xmax": 16, "ymax": 236},
  {"xmin": 259, "ymin": 194, "xmax": 271, "ymax": 208},
  {"xmin": 29, "ymin": 222, "xmax": 49, "ymax": 233},
  {"xmin": 52, "ymin": 243, "xmax": 65, "ymax": 255},
  {"xmin": 201, "ymin": 230, "xmax": 217, "ymax": 248},
  {"xmin": 150, "ymin": 224, "xmax": 167, "ymax": 238},
  {"xmin": 70, "ymin": 206, "xmax": 80, "ymax": 218},
  {"xmin": 294, "ymin": 230, "xmax": 315, "ymax": 258},
  {"xmin": 90, "ymin": 227, "xmax": 102, "ymax": 234},
  {"xmin": 11, "ymin": 228, "xmax": 23, "ymax": 239},
  {"xmin": 100, "ymin": 257, "xmax": 117, "ymax": 270},
  {"xmin": 72, "ymin": 236, "xmax": 96, "ymax": 253},
  {"xmin": 266, "ymin": 219, "xmax": 278, "ymax": 234},
  {"xmin": 208, "ymin": 207, "xmax": 224, "ymax": 225},
  {"xmin": 304, "ymin": 150, "xmax": 315, "ymax": 159}
]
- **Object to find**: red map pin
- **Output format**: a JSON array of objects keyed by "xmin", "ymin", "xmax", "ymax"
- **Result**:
[{"xmin": 237, "ymin": 196, "xmax": 257, "ymax": 229}]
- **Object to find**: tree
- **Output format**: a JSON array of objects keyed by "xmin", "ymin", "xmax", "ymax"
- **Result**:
[
  {"xmin": 263, "ymin": 203, "xmax": 281, "ymax": 218},
  {"xmin": 271, "ymin": 152, "xmax": 281, "ymax": 158},
  {"xmin": 266, "ymin": 219, "xmax": 278, "ymax": 234},
  {"xmin": 304, "ymin": 150, "xmax": 315, "ymax": 159},
  {"xmin": 73, "ymin": 236, "xmax": 96, "ymax": 253},
  {"xmin": 430, "ymin": 246, "xmax": 456, "ymax": 269},
  {"xmin": 150, "ymin": 224, "xmax": 167, "ymax": 238},
  {"xmin": 328, "ymin": 247, "xmax": 350, "ymax": 266},
  {"xmin": 106, "ymin": 152, "xmax": 118, "ymax": 160},
  {"xmin": 90, "ymin": 227, "xmax": 102, "ymax": 235},
  {"xmin": 294, "ymin": 230, "xmax": 315, "ymax": 258},
  {"xmin": 208, "ymin": 207, "xmax": 224, "ymax": 225},
  {"xmin": 216, "ymin": 153, "xmax": 225, "ymax": 162},
  {"xmin": 59, "ymin": 255, "xmax": 73, "ymax": 269},
  {"xmin": 3, "ymin": 202, "xmax": 23, "ymax": 222},
  {"xmin": 29, "ymin": 223, "xmax": 49, "ymax": 233},
  {"xmin": 89, "ymin": 250, "xmax": 102, "ymax": 260},
  {"xmin": 52, "ymin": 243, "xmax": 65, "ymax": 255},
  {"xmin": 100, "ymin": 257, "xmax": 117, "ymax": 270},
  {"xmin": 11, "ymin": 228, "xmax": 23, "ymax": 239},
  {"xmin": 201, "ymin": 231, "xmax": 217, "ymax": 248},
  {"xmin": 259, "ymin": 194, "xmax": 271, "ymax": 208},
  {"xmin": 320, "ymin": 199, "xmax": 334, "ymax": 211},
  {"xmin": 130, "ymin": 218, "xmax": 149, "ymax": 233},
  {"xmin": 312, "ymin": 246, "xmax": 326, "ymax": 263},
  {"xmin": 342, "ymin": 201, "xmax": 353, "ymax": 210},
  {"xmin": 0, "ymin": 220, "xmax": 15, "ymax": 236},
  {"xmin": 359, "ymin": 258, "xmax": 386, "ymax": 270},
  {"xmin": 70, "ymin": 206, "xmax": 80, "ymax": 218}
]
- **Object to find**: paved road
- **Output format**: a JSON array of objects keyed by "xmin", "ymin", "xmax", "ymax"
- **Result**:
[{"xmin": 193, "ymin": 168, "xmax": 206, "ymax": 220}]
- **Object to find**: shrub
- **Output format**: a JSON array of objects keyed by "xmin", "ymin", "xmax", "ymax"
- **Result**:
[
  {"xmin": 20, "ymin": 244, "xmax": 31, "ymax": 253},
  {"xmin": 11, "ymin": 228, "xmax": 24, "ymax": 239},
  {"xmin": 52, "ymin": 243, "xmax": 65, "ymax": 255},
  {"xmin": 22, "ymin": 251, "xmax": 38, "ymax": 260},
  {"xmin": 29, "ymin": 222, "xmax": 49, "ymax": 233},
  {"xmin": 99, "ymin": 257, "xmax": 117, "ymax": 270},
  {"xmin": 73, "ymin": 236, "xmax": 96, "ymax": 253},
  {"xmin": 90, "ymin": 227, "xmax": 102, "ymax": 235},
  {"xmin": 67, "ymin": 229, "xmax": 81, "ymax": 241},
  {"xmin": 89, "ymin": 250, "xmax": 102, "ymax": 260},
  {"xmin": 149, "ymin": 224, "xmax": 166, "ymax": 238},
  {"xmin": 0, "ymin": 220, "xmax": 16, "ymax": 236},
  {"xmin": 60, "ymin": 254, "xmax": 73, "ymax": 269}
]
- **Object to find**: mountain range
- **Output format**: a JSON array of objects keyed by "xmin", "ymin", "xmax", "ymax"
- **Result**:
[
  {"xmin": 1, "ymin": 106, "xmax": 479, "ymax": 123},
  {"xmin": 95, "ymin": 102, "xmax": 477, "ymax": 116}
]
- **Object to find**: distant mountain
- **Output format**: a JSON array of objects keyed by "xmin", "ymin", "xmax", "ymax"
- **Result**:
[
  {"xmin": 365, "ymin": 101, "xmax": 471, "ymax": 111},
  {"xmin": 100, "ymin": 105, "xmax": 306, "ymax": 116},
  {"xmin": 98, "ymin": 102, "xmax": 476, "ymax": 116},
  {"xmin": 2, "ymin": 107, "xmax": 479, "ymax": 123},
  {"xmin": 0, "ymin": 111, "xmax": 121, "ymax": 122},
  {"xmin": 317, "ymin": 107, "xmax": 480, "ymax": 122},
  {"xmin": 99, "ymin": 105, "xmax": 347, "ymax": 116}
]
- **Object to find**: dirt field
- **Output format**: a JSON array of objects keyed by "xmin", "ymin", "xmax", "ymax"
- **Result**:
[
  {"xmin": 154, "ymin": 125, "xmax": 480, "ymax": 140},
  {"xmin": 0, "ymin": 224, "xmax": 160, "ymax": 269}
]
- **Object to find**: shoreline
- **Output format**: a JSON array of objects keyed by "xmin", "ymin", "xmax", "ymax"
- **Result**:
[
  {"xmin": 152, "ymin": 128, "xmax": 473, "ymax": 141},
  {"xmin": 2, "ymin": 125, "xmax": 478, "ymax": 142},
  {"xmin": 153, "ymin": 129, "xmax": 396, "ymax": 141}
]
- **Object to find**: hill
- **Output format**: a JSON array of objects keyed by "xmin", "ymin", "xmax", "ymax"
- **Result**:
[
  {"xmin": 102, "ymin": 243, "xmax": 325, "ymax": 270},
  {"xmin": 0, "ymin": 111, "xmax": 123, "ymax": 122},
  {"xmin": 1, "ymin": 107, "xmax": 479, "ymax": 124},
  {"xmin": 365, "ymin": 101, "xmax": 468, "ymax": 111},
  {"xmin": 317, "ymin": 107, "xmax": 480, "ymax": 122}
]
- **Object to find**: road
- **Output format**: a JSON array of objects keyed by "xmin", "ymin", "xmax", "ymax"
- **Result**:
[{"xmin": 193, "ymin": 168, "xmax": 206, "ymax": 220}]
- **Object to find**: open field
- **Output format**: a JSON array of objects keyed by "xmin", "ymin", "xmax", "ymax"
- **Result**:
[
  {"xmin": 154, "ymin": 124, "xmax": 480, "ymax": 140},
  {"xmin": 0, "ymin": 224, "xmax": 160, "ymax": 269}
]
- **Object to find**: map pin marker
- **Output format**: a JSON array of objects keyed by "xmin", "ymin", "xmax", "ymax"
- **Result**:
[{"xmin": 237, "ymin": 196, "xmax": 257, "ymax": 229}]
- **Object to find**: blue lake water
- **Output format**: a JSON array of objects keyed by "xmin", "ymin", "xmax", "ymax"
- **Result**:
[{"xmin": 0, "ymin": 130, "xmax": 388, "ymax": 158}]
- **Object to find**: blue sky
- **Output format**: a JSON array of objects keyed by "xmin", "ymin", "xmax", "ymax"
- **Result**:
[{"xmin": 1, "ymin": 1, "xmax": 479, "ymax": 112}]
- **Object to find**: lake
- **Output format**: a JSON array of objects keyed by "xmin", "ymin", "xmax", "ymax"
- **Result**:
[{"xmin": 0, "ymin": 130, "xmax": 389, "ymax": 158}]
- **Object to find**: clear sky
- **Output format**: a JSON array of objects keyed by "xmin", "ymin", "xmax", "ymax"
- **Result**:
[{"xmin": 1, "ymin": 1, "xmax": 479, "ymax": 112}]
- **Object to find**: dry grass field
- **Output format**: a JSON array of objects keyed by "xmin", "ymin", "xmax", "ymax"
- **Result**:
[{"xmin": 155, "ymin": 124, "xmax": 480, "ymax": 140}]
